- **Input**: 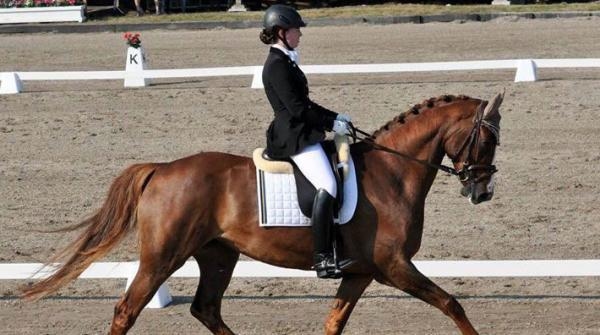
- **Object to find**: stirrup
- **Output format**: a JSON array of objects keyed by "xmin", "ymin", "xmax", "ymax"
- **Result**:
[{"xmin": 313, "ymin": 257, "xmax": 355, "ymax": 279}]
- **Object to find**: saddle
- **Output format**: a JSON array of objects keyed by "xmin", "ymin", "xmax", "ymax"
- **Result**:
[
  {"xmin": 254, "ymin": 134, "xmax": 351, "ymax": 178},
  {"xmin": 254, "ymin": 134, "xmax": 356, "ymax": 227}
]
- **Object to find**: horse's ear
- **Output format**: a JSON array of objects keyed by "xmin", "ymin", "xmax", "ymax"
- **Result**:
[
  {"xmin": 483, "ymin": 91, "xmax": 504, "ymax": 127},
  {"xmin": 473, "ymin": 101, "xmax": 487, "ymax": 122}
]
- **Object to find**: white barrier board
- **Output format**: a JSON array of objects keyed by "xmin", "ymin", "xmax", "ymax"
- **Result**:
[
  {"xmin": 5, "ymin": 260, "xmax": 598, "ymax": 309},
  {"xmin": 3, "ymin": 260, "xmax": 600, "ymax": 280},
  {"xmin": 2, "ymin": 58, "xmax": 600, "ymax": 94}
]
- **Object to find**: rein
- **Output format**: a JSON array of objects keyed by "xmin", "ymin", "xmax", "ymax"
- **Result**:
[
  {"xmin": 347, "ymin": 102, "xmax": 498, "ymax": 181},
  {"xmin": 349, "ymin": 123, "xmax": 460, "ymax": 176},
  {"xmin": 348, "ymin": 124, "xmax": 461, "ymax": 176}
]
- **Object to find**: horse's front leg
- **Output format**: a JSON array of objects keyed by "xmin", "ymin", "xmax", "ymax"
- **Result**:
[
  {"xmin": 380, "ymin": 258, "xmax": 478, "ymax": 335},
  {"xmin": 324, "ymin": 274, "xmax": 373, "ymax": 335}
]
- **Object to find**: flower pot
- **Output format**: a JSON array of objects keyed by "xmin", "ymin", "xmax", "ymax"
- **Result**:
[{"xmin": 0, "ymin": 5, "xmax": 85, "ymax": 24}]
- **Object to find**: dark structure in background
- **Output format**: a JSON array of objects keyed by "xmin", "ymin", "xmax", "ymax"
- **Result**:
[
  {"xmin": 246, "ymin": 0, "xmax": 596, "ymax": 8},
  {"xmin": 87, "ymin": 0, "xmax": 596, "ymax": 14}
]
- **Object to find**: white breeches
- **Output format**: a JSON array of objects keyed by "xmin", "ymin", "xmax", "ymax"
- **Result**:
[{"xmin": 290, "ymin": 143, "xmax": 337, "ymax": 198}]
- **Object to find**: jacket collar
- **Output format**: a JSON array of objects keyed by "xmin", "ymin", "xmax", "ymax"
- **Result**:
[
  {"xmin": 269, "ymin": 46, "xmax": 288, "ymax": 59},
  {"xmin": 269, "ymin": 46, "xmax": 299, "ymax": 64}
]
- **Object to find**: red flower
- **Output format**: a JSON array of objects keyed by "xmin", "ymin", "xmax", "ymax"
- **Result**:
[{"xmin": 123, "ymin": 32, "xmax": 142, "ymax": 49}]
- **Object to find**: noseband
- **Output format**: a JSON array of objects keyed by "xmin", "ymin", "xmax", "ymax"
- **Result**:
[{"xmin": 349, "ymin": 102, "xmax": 499, "ymax": 182}]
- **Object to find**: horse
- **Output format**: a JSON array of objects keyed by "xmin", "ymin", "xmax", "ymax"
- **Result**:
[{"xmin": 22, "ymin": 92, "xmax": 503, "ymax": 335}]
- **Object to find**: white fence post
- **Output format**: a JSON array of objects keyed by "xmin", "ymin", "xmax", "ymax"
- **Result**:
[
  {"xmin": 0, "ymin": 72, "xmax": 23, "ymax": 94},
  {"xmin": 125, "ymin": 261, "xmax": 172, "ymax": 309},
  {"xmin": 251, "ymin": 66, "xmax": 264, "ymax": 89},
  {"xmin": 514, "ymin": 59, "xmax": 537, "ymax": 82},
  {"xmin": 124, "ymin": 47, "xmax": 149, "ymax": 88}
]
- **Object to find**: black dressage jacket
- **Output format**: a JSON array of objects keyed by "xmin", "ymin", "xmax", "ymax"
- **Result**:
[{"xmin": 262, "ymin": 47, "xmax": 338, "ymax": 159}]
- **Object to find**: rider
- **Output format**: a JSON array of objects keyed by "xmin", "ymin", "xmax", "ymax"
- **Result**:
[{"xmin": 259, "ymin": 4, "xmax": 354, "ymax": 279}]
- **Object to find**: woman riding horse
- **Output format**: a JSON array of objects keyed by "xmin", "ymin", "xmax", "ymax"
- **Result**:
[
  {"xmin": 19, "ymin": 8, "xmax": 504, "ymax": 331},
  {"xmin": 260, "ymin": 5, "xmax": 355, "ymax": 279}
]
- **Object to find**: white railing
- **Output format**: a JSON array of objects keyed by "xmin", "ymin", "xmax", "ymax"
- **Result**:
[
  {"xmin": 1, "ymin": 58, "xmax": 600, "ymax": 94},
  {"xmin": 4, "ymin": 260, "xmax": 600, "ymax": 308}
]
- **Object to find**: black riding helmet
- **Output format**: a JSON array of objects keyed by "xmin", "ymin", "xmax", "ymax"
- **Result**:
[{"xmin": 263, "ymin": 4, "xmax": 306, "ymax": 30}]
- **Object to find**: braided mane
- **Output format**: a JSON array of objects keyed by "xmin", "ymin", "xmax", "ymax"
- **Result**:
[{"xmin": 371, "ymin": 94, "xmax": 474, "ymax": 139}]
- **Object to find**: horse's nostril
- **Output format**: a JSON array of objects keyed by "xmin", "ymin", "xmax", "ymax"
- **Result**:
[
  {"xmin": 460, "ymin": 186, "xmax": 470, "ymax": 197},
  {"xmin": 476, "ymin": 192, "xmax": 493, "ymax": 203}
]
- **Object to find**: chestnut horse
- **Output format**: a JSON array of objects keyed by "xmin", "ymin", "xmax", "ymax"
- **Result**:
[{"xmin": 22, "ymin": 93, "xmax": 503, "ymax": 335}]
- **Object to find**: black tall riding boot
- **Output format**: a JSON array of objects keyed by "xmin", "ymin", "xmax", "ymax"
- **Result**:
[{"xmin": 311, "ymin": 189, "xmax": 354, "ymax": 279}]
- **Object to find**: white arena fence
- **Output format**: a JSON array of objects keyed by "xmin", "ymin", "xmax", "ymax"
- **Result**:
[
  {"xmin": 1, "ymin": 58, "xmax": 600, "ymax": 94},
  {"xmin": 3, "ymin": 260, "xmax": 600, "ymax": 308}
]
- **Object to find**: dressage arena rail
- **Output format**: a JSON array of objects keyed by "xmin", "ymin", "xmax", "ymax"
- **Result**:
[
  {"xmin": 2, "ymin": 58, "xmax": 600, "ymax": 94},
  {"xmin": 3, "ymin": 260, "xmax": 600, "ymax": 308}
]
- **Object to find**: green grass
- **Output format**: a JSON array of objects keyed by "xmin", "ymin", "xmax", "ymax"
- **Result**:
[{"xmin": 89, "ymin": 2, "xmax": 600, "ymax": 24}]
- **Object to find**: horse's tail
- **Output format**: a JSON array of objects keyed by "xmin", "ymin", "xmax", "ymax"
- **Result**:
[{"xmin": 21, "ymin": 163, "xmax": 158, "ymax": 301}]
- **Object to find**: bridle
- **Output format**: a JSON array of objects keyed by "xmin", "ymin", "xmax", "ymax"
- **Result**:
[
  {"xmin": 448, "ymin": 102, "xmax": 499, "ymax": 183},
  {"xmin": 347, "ymin": 102, "xmax": 499, "ymax": 183}
]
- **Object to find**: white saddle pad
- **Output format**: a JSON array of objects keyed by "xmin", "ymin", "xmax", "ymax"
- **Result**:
[{"xmin": 257, "ymin": 158, "xmax": 358, "ymax": 227}]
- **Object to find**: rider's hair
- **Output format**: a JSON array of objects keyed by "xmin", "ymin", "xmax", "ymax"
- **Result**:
[{"xmin": 259, "ymin": 27, "xmax": 279, "ymax": 45}]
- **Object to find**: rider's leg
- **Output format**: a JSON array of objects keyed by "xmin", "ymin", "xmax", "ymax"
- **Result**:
[
  {"xmin": 311, "ymin": 188, "xmax": 354, "ymax": 278},
  {"xmin": 291, "ymin": 143, "xmax": 354, "ymax": 278}
]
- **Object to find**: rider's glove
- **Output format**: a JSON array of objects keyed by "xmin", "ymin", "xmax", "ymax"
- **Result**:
[
  {"xmin": 336, "ymin": 113, "xmax": 352, "ymax": 123},
  {"xmin": 332, "ymin": 120, "xmax": 351, "ymax": 135}
]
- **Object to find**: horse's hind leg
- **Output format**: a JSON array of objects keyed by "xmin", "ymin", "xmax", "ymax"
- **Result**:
[
  {"xmin": 382, "ymin": 259, "xmax": 478, "ymax": 335},
  {"xmin": 190, "ymin": 240, "xmax": 240, "ymax": 335},
  {"xmin": 324, "ymin": 274, "xmax": 373, "ymax": 335},
  {"xmin": 110, "ymin": 207, "xmax": 207, "ymax": 333},
  {"xmin": 110, "ymin": 258, "xmax": 185, "ymax": 334}
]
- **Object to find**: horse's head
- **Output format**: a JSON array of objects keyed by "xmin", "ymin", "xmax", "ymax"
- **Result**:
[{"xmin": 445, "ymin": 93, "xmax": 503, "ymax": 205}]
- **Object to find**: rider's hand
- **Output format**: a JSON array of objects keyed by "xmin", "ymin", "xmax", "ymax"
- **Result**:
[
  {"xmin": 332, "ymin": 120, "xmax": 351, "ymax": 135},
  {"xmin": 336, "ymin": 113, "xmax": 352, "ymax": 123}
]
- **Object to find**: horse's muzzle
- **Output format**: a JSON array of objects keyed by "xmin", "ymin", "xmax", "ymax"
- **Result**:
[{"xmin": 460, "ymin": 184, "xmax": 494, "ymax": 205}]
